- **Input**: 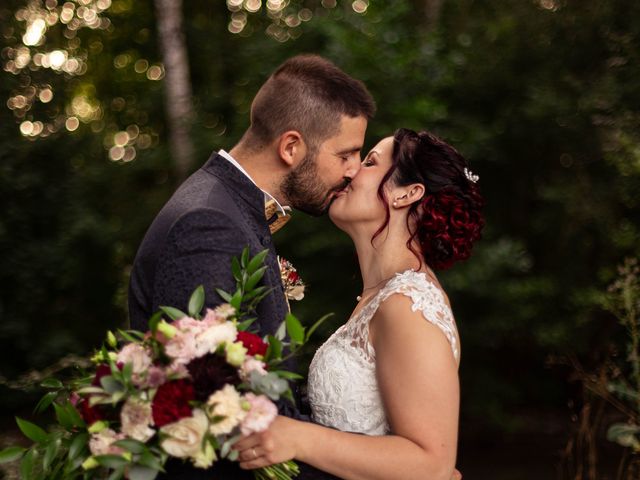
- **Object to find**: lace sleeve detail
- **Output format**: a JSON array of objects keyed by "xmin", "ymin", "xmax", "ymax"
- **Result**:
[{"xmin": 377, "ymin": 271, "xmax": 460, "ymax": 362}]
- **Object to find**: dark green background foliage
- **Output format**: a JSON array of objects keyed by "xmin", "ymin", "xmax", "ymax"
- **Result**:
[{"xmin": 1, "ymin": 0, "xmax": 639, "ymax": 475}]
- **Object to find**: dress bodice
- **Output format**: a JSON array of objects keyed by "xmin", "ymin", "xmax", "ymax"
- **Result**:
[{"xmin": 307, "ymin": 270, "xmax": 459, "ymax": 435}]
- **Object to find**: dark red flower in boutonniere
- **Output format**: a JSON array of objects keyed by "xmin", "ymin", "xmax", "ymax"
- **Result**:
[
  {"xmin": 151, "ymin": 379, "xmax": 195, "ymax": 427},
  {"xmin": 278, "ymin": 257, "xmax": 305, "ymax": 301},
  {"xmin": 237, "ymin": 331, "xmax": 268, "ymax": 357}
]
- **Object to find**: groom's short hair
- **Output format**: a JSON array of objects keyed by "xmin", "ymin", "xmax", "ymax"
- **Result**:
[{"xmin": 244, "ymin": 55, "xmax": 376, "ymax": 152}]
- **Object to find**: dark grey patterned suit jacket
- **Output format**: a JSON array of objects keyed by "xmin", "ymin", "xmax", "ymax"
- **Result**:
[{"xmin": 128, "ymin": 152, "xmax": 339, "ymax": 479}]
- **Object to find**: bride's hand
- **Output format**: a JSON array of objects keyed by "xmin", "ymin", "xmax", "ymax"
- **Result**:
[{"xmin": 233, "ymin": 416, "xmax": 299, "ymax": 469}]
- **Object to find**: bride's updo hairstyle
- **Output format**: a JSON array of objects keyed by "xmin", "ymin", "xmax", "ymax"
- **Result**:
[{"xmin": 374, "ymin": 128, "xmax": 484, "ymax": 270}]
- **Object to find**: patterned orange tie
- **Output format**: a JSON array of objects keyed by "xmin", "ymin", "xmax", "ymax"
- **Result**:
[{"xmin": 264, "ymin": 198, "xmax": 291, "ymax": 234}]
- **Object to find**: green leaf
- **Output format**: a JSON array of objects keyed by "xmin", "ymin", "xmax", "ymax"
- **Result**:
[
  {"xmin": 94, "ymin": 454, "xmax": 130, "ymax": 469},
  {"xmin": 243, "ymin": 286, "xmax": 269, "ymax": 302},
  {"xmin": 64, "ymin": 401, "xmax": 85, "ymax": 428},
  {"xmin": 230, "ymin": 289, "xmax": 242, "ymax": 310},
  {"xmin": 148, "ymin": 311, "xmax": 163, "ymax": 334},
  {"xmin": 231, "ymin": 256, "xmax": 242, "ymax": 282},
  {"xmin": 216, "ymin": 288, "xmax": 233, "ymax": 303},
  {"xmin": 117, "ymin": 329, "xmax": 140, "ymax": 343},
  {"xmin": 285, "ymin": 313, "xmax": 305, "ymax": 345},
  {"xmin": 40, "ymin": 378, "xmax": 63, "ymax": 389},
  {"xmin": 237, "ymin": 318, "xmax": 256, "ymax": 331},
  {"xmin": 43, "ymin": 437, "xmax": 61, "ymax": 471},
  {"xmin": 69, "ymin": 433, "xmax": 89, "ymax": 461},
  {"xmin": 271, "ymin": 370, "xmax": 304, "ymax": 380},
  {"xmin": 266, "ymin": 336, "xmax": 282, "ymax": 361},
  {"xmin": 53, "ymin": 402, "xmax": 73, "ymax": 429},
  {"xmin": 247, "ymin": 249, "xmax": 269, "ymax": 274},
  {"xmin": 112, "ymin": 439, "xmax": 147, "ymax": 454},
  {"xmin": 107, "ymin": 466, "xmax": 126, "ymax": 480},
  {"xmin": 122, "ymin": 361, "xmax": 133, "ymax": 384},
  {"xmin": 20, "ymin": 448, "xmax": 36, "ymax": 479},
  {"xmin": 245, "ymin": 266, "xmax": 267, "ymax": 291},
  {"xmin": 128, "ymin": 465, "xmax": 159, "ymax": 480},
  {"xmin": 0, "ymin": 446, "xmax": 26, "ymax": 464},
  {"xmin": 16, "ymin": 417, "xmax": 49, "ymax": 444},
  {"xmin": 305, "ymin": 313, "xmax": 334, "ymax": 343},
  {"xmin": 159, "ymin": 306, "xmax": 187, "ymax": 321},
  {"xmin": 34, "ymin": 391, "xmax": 58, "ymax": 415},
  {"xmin": 188, "ymin": 285, "xmax": 205, "ymax": 318},
  {"xmin": 100, "ymin": 376, "xmax": 124, "ymax": 394},
  {"xmin": 137, "ymin": 451, "xmax": 164, "ymax": 471},
  {"xmin": 240, "ymin": 247, "xmax": 250, "ymax": 268}
]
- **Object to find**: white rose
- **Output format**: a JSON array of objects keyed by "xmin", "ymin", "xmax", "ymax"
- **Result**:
[
  {"xmin": 160, "ymin": 409, "xmax": 208, "ymax": 459},
  {"xmin": 195, "ymin": 322, "xmax": 237, "ymax": 357},
  {"xmin": 205, "ymin": 384, "xmax": 247, "ymax": 436},
  {"xmin": 120, "ymin": 398, "xmax": 155, "ymax": 443}
]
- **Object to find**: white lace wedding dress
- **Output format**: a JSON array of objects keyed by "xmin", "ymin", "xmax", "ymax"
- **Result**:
[{"xmin": 307, "ymin": 269, "xmax": 460, "ymax": 435}]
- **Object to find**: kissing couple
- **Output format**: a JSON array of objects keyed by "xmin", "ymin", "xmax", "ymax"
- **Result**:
[{"xmin": 129, "ymin": 54, "xmax": 483, "ymax": 480}]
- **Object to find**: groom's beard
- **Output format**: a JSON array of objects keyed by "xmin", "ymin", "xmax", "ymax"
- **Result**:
[{"xmin": 281, "ymin": 152, "xmax": 349, "ymax": 217}]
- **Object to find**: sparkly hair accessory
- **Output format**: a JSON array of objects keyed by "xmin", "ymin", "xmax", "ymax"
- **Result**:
[{"xmin": 464, "ymin": 167, "xmax": 479, "ymax": 183}]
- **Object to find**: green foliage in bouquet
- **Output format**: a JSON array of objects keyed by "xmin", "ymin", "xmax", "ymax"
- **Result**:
[{"xmin": 0, "ymin": 248, "xmax": 326, "ymax": 480}]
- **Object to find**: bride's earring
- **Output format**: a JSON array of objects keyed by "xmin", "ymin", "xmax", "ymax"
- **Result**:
[{"xmin": 392, "ymin": 201, "xmax": 398, "ymax": 208}]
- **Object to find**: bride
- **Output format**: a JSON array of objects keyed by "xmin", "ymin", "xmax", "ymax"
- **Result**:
[{"xmin": 235, "ymin": 128, "xmax": 484, "ymax": 480}]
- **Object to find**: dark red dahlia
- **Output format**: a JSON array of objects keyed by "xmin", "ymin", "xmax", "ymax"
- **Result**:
[
  {"xmin": 186, "ymin": 353, "xmax": 241, "ymax": 402},
  {"xmin": 237, "ymin": 331, "xmax": 268, "ymax": 357},
  {"xmin": 152, "ymin": 379, "xmax": 195, "ymax": 427},
  {"xmin": 78, "ymin": 398, "xmax": 105, "ymax": 425},
  {"xmin": 92, "ymin": 364, "xmax": 113, "ymax": 386}
]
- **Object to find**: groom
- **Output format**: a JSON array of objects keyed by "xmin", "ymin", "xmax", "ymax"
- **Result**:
[{"xmin": 128, "ymin": 54, "xmax": 375, "ymax": 478}]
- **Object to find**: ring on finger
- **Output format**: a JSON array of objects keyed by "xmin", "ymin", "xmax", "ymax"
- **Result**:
[{"xmin": 252, "ymin": 447, "xmax": 258, "ymax": 459}]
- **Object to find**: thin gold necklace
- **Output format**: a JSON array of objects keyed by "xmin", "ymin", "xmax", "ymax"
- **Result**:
[{"xmin": 356, "ymin": 274, "xmax": 397, "ymax": 302}]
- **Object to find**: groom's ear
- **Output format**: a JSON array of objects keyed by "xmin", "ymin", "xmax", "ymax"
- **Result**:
[{"xmin": 277, "ymin": 130, "xmax": 307, "ymax": 168}]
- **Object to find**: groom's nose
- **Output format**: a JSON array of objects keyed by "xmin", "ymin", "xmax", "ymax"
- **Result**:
[{"xmin": 344, "ymin": 154, "xmax": 362, "ymax": 179}]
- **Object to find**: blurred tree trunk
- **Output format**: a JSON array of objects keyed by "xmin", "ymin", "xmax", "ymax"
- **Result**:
[
  {"xmin": 154, "ymin": 0, "xmax": 195, "ymax": 181},
  {"xmin": 423, "ymin": 0, "xmax": 444, "ymax": 31}
]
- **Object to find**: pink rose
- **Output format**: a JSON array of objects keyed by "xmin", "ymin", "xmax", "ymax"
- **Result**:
[{"xmin": 240, "ymin": 393, "xmax": 278, "ymax": 436}]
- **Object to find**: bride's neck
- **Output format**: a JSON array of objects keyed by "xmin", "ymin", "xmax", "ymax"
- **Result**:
[{"xmin": 349, "ymin": 220, "xmax": 421, "ymax": 294}]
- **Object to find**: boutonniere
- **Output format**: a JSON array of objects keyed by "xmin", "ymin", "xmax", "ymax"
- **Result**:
[{"xmin": 278, "ymin": 257, "xmax": 305, "ymax": 302}]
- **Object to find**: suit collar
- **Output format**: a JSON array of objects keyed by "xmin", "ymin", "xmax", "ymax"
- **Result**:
[{"xmin": 202, "ymin": 152, "xmax": 265, "ymax": 216}]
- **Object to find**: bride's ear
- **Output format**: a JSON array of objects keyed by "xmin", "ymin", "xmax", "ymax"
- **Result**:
[{"xmin": 391, "ymin": 183, "xmax": 425, "ymax": 209}]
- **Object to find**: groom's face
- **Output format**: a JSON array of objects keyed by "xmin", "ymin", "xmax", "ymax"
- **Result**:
[{"xmin": 282, "ymin": 115, "xmax": 367, "ymax": 216}]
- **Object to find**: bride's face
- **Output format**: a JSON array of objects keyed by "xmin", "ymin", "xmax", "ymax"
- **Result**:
[{"xmin": 329, "ymin": 136, "xmax": 395, "ymax": 228}]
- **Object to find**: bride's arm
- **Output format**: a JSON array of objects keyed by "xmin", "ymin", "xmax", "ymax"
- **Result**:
[{"xmin": 234, "ymin": 293, "xmax": 460, "ymax": 480}]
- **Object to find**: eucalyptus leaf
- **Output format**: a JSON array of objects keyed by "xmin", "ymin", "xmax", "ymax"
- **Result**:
[
  {"xmin": 129, "ymin": 465, "xmax": 159, "ymax": 480},
  {"xmin": 100, "ymin": 376, "xmax": 125, "ymax": 394}
]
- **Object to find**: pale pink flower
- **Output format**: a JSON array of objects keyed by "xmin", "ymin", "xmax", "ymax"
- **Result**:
[
  {"xmin": 173, "ymin": 316, "xmax": 206, "ymax": 335},
  {"xmin": 213, "ymin": 304, "xmax": 236, "ymax": 322},
  {"xmin": 205, "ymin": 384, "xmax": 247, "ymax": 435},
  {"xmin": 117, "ymin": 344, "xmax": 152, "ymax": 383},
  {"xmin": 164, "ymin": 330, "xmax": 198, "ymax": 364},
  {"xmin": 145, "ymin": 365, "xmax": 167, "ymax": 388},
  {"xmin": 120, "ymin": 398, "xmax": 155, "ymax": 442},
  {"xmin": 89, "ymin": 428, "xmax": 126, "ymax": 456},
  {"xmin": 240, "ymin": 393, "xmax": 278, "ymax": 435},
  {"xmin": 202, "ymin": 308, "xmax": 225, "ymax": 327},
  {"xmin": 194, "ymin": 322, "xmax": 237, "ymax": 357},
  {"xmin": 240, "ymin": 358, "xmax": 267, "ymax": 381}
]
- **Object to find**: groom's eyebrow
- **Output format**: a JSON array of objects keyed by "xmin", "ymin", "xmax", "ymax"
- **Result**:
[{"xmin": 335, "ymin": 145, "xmax": 363, "ymax": 156}]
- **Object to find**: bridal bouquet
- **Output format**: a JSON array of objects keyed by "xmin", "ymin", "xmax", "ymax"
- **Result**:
[{"xmin": 1, "ymin": 249, "xmax": 323, "ymax": 480}]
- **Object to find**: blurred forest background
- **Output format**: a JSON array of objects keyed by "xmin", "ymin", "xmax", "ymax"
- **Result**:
[{"xmin": 1, "ymin": 0, "xmax": 639, "ymax": 478}]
